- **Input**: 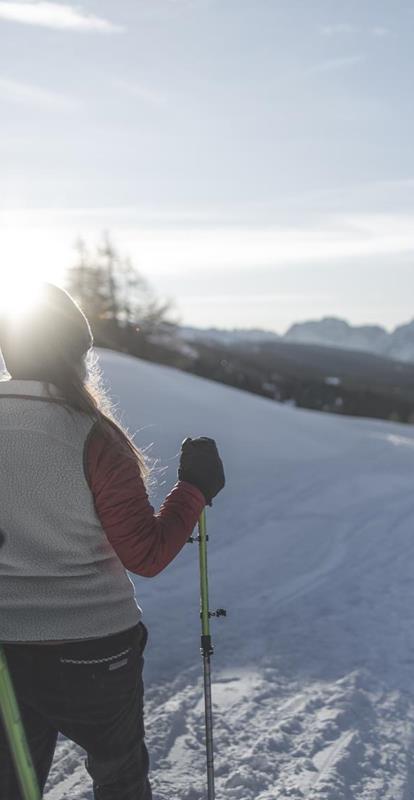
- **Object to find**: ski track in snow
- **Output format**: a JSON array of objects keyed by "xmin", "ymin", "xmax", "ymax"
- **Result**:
[
  {"xmin": 44, "ymin": 670, "xmax": 414, "ymax": 800},
  {"xmin": 43, "ymin": 352, "xmax": 414, "ymax": 799}
]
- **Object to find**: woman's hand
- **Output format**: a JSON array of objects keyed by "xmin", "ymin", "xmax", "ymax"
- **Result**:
[{"xmin": 178, "ymin": 437, "xmax": 225, "ymax": 506}]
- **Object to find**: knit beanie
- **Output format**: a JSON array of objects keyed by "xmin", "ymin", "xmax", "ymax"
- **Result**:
[{"xmin": 0, "ymin": 283, "xmax": 93, "ymax": 380}]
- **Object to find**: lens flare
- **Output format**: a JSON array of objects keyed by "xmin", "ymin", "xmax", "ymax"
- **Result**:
[{"xmin": 0, "ymin": 278, "xmax": 45, "ymax": 320}]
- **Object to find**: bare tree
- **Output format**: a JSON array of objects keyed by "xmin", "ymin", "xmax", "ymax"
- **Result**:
[
  {"xmin": 67, "ymin": 238, "xmax": 110, "ymax": 321},
  {"xmin": 66, "ymin": 233, "xmax": 174, "ymax": 335},
  {"xmin": 98, "ymin": 232, "xmax": 119, "ymax": 322}
]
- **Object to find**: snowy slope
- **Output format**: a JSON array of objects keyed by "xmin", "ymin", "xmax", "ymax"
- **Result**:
[{"xmin": 44, "ymin": 349, "xmax": 414, "ymax": 800}]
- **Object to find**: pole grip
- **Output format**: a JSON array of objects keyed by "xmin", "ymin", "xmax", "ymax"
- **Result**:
[{"xmin": 198, "ymin": 509, "xmax": 211, "ymax": 638}]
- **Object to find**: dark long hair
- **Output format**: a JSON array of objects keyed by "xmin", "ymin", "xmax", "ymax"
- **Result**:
[{"xmin": 0, "ymin": 283, "xmax": 149, "ymax": 482}]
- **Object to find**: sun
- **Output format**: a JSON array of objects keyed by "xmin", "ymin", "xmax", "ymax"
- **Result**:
[{"xmin": 0, "ymin": 278, "xmax": 45, "ymax": 319}]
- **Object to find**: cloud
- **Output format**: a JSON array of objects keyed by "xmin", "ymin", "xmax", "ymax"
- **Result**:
[
  {"xmin": 371, "ymin": 26, "xmax": 389, "ymax": 37},
  {"xmin": 0, "ymin": 2, "xmax": 123, "ymax": 33},
  {"xmin": 320, "ymin": 23, "xmax": 390, "ymax": 39},
  {"xmin": 320, "ymin": 24, "xmax": 356, "ymax": 36},
  {"xmin": 0, "ymin": 76, "xmax": 78, "ymax": 110},
  {"xmin": 112, "ymin": 213, "xmax": 414, "ymax": 275},
  {"xmin": 308, "ymin": 55, "xmax": 364, "ymax": 75},
  {"xmin": 112, "ymin": 79, "xmax": 167, "ymax": 109}
]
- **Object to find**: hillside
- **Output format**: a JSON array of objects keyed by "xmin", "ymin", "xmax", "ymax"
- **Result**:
[
  {"xmin": 177, "ymin": 330, "xmax": 414, "ymax": 423},
  {"xmin": 44, "ymin": 349, "xmax": 414, "ymax": 800}
]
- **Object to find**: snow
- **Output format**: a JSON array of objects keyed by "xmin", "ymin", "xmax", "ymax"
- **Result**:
[{"xmin": 43, "ymin": 349, "xmax": 414, "ymax": 799}]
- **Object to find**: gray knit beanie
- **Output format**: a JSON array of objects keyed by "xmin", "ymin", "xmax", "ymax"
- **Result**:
[{"xmin": 0, "ymin": 283, "xmax": 93, "ymax": 379}]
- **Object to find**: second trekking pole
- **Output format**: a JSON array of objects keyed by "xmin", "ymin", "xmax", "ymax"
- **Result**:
[{"xmin": 0, "ymin": 645, "xmax": 42, "ymax": 800}]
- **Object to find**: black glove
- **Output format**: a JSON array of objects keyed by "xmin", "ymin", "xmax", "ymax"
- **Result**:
[{"xmin": 178, "ymin": 436, "xmax": 225, "ymax": 506}]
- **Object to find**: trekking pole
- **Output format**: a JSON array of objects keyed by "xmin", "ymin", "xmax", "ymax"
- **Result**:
[
  {"xmin": 189, "ymin": 509, "xmax": 227, "ymax": 799},
  {"xmin": 0, "ymin": 645, "xmax": 42, "ymax": 800}
]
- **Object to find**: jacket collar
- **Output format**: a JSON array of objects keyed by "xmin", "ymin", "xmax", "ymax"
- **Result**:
[{"xmin": 0, "ymin": 378, "xmax": 63, "ymax": 399}]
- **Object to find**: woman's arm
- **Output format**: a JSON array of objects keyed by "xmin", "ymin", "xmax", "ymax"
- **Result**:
[{"xmin": 85, "ymin": 423, "xmax": 205, "ymax": 577}]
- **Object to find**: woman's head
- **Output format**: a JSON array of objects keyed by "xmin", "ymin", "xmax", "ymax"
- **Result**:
[
  {"xmin": 0, "ymin": 282, "xmax": 93, "ymax": 383},
  {"xmin": 0, "ymin": 282, "xmax": 149, "ymax": 480}
]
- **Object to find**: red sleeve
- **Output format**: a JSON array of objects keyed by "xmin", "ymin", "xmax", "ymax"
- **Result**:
[{"xmin": 85, "ymin": 423, "xmax": 205, "ymax": 578}]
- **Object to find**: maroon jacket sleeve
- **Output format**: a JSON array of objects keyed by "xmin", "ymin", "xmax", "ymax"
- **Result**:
[{"xmin": 85, "ymin": 423, "xmax": 205, "ymax": 578}]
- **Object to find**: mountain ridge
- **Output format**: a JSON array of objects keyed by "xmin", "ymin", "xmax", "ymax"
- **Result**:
[{"xmin": 180, "ymin": 317, "xmax": 414, "ymax": 363}]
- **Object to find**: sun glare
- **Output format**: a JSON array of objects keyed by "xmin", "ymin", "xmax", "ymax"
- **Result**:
[{"xmin": 0, "ymin": 278, "xmax": 45, "ymax": 319}]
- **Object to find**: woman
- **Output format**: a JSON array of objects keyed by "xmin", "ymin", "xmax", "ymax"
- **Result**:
[{"xmin": 0, "ymin": 283, "xmax": 225, "ymax": 799}]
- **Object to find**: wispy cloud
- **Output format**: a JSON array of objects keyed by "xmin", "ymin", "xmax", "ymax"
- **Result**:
[
  {"xmin": 320, "ymin": 23, "xmax": 356, "ymax": 36},
  {"xmin": 0, "ymin": 76, "xmax": 78, "ymax": 110},
  {"xmin": 2, "ymin": 210, "xmax": 414, "ymax": 278},
  {"xmin": 112, "ymin": 80, "xmax": 167, "ymax": 109},
  {"xmin": 309, "ymin": 55, "xmax": 364, "ymax": 75},
  {"xmin": 371, "ymin": 26, "xmax": 389, "ymax": 37},
  {"xmin": 0, "ymin": 2, "xmax": 123, "ymax": 33},
  {"xmin": 320, "ymin": 23, "xmax": 390, "ymax": 39}
]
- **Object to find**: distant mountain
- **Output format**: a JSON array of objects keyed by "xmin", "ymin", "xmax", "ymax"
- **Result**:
[
  {"xmin": 179, "ymin": 319, "xmax": 414, "ymax": 363},
  {"xmin": 179, "ymin": 326, "xmax": 280, "ymax": 346},
  {"xmin": 384, "ymin": 320, "xmax": 414, "ymax": 362},
  {"xmin": 285, "ymin": 318, "xmax": 388, "ymax": 352},
  {"xmin": 285, "ymin": 317, "xmax": 414, "ymax": 363}
]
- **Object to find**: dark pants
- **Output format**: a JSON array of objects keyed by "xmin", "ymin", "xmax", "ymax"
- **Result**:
[{"xmin": 0, "ymin": 622, "xmax": 152, "ymax": 799}]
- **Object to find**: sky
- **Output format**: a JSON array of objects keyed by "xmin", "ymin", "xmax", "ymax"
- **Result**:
[{"xmin": 0, "ymin": 0, "xmax": 413, "ymax": 333}]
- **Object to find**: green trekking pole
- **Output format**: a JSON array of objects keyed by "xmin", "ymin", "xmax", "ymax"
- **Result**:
[
  {"xmin": 190, "ymin": 509, "xmax": 227, "ymax": 799},
  {"xmin": 0, "ymin": 646, "xmax": 42, "ymax": 800}
]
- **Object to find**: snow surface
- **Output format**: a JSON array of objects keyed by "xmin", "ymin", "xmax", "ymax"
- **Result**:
[{"xmin": 44, "ymin": 349, "xmax": 414, "ymax": 799}]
